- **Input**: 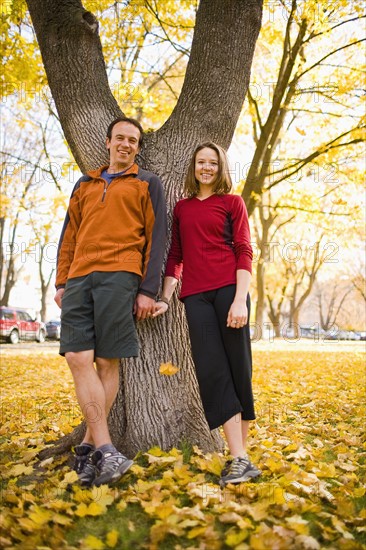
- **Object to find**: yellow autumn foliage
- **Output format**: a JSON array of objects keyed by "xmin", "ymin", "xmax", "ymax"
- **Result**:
[{"xmin": 1, "ymin": 342, "xmax": 365, "ymax": 549}]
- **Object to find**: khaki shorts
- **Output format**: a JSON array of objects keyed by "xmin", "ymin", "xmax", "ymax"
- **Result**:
[{"xmin": 60, "ymin": 271, "xmax": 140, "ymax": 358}]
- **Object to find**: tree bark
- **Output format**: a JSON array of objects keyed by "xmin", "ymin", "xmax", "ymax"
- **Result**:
[
  {"xmin": 254, "ymin": 203, "xmax": 273, "ymax": 330},
  {"xmin": 0, "ymin": 225, "xmax": 20, "ymax": 306},
  {"xmin": 25, "ymin": 0, "xmax": 121, "ymax": 171},
  {"xmin": 38, "ymin": 243, "xmax": 55, "ymax": 321},
  {"xmin": 27, "ymin": 0, "xmax": 263, "ymax": 458}
]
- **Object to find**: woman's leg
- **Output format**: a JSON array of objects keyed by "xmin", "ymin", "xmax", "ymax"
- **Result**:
[
  {"xmin": 223, "ymin": 413, "xmax": 246, "ymax": 457},
  {"xmin": 211, "ymin": 286, "xmax": 261, "ymax": 483},
  {"xmin": 184, "ymin": 291, "xmax": 243, "ymax": 430},
  {"xmin": 213, "ymin": 286, "xmax": 255, "ymax": 422},
  {"xmin": 242, "ymin": 420, "xmax": 250, "ymax": 451}
]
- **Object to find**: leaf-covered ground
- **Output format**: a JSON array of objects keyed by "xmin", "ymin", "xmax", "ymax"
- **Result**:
[{"xmin": 1, "ymin": 342, "xmax": 365, "ymax": 550}]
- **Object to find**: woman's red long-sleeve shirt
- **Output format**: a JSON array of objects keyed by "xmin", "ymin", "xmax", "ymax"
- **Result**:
[{"xmin": 165, "ymin": 193, "xmax": 253, "ymax": 300}]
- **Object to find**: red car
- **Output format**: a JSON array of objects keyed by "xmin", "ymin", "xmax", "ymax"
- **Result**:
[{"xmin": 0, "ymin": 307, "xmax": 46, "ymax": 344}]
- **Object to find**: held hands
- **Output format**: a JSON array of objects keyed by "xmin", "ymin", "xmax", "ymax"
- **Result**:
[
  {"xmin": 134, "ymin": 294, "xmax": 169, "ymax": 321},
  {"xmin": 133, "ymin": 294, "xmax": 157, "ymax": 321},
  {"xmin": 227, "ymin": 298, "xmax": 248, "ymax": 329}
]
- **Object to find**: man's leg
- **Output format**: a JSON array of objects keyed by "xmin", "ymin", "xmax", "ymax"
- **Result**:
[
  {"xmin": 77, "ymin": 272, "xmax": 138, "ymax": 486},
  {"xmin": 67, "ymin": 351, "xmax": 132, "ymax": 486},
  {"xmin": 66, "ymin": 350, "xmax": 112, "ymax": 448},
  {"xmin": 95, "ymin": 357, "xmax": 120, "ymax": 414},
  {"xmin": 82, "ymin": 357, "xmax": 120, "ymax": 445}
]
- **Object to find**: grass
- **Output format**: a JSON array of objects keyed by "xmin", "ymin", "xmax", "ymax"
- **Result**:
[{"xmin": 66, "ymin": 503, "xmax": 153, "ymax": 549}]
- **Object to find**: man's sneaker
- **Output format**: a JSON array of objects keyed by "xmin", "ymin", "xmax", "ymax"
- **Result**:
[
  {"xmin": 221, "ymin": 459, "xmax": 232, "ymax": 478},
  {"xmin": 73, "ymin": 444, "xmax": 98, "ymax": 487},
  {"xmin": 220, "ymin": 456, "xmax": 261, "ymax": 486},
  {"xmin": 92, "ymin": 449, "xmax": 133, "ymax": 487}
]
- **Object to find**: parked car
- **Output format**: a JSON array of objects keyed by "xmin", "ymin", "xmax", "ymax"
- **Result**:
[
  {"xmin": 347, "ymin": 331, "xmax": 361, "ymax": 341},
  {"xmin": 300, "ymin": 326, "xmax": 317, "ymax": 339},
  {"xmin": 45, "ymin": 319, "xmax": 61, "ymax": 340},
  {"xmin": 0, "ymin": 306, "xmax": 46, "ymax": 344}
]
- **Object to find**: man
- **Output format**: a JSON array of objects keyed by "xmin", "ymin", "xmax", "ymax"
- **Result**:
[{"xmin": 55, "ymin": 117, "xmax": 167, "ymax": 487}]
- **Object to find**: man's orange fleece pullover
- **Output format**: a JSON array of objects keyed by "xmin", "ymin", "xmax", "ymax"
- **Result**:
[{"xmin": 56, "ymin": 163, "xmax": 167, "ymax": 299}]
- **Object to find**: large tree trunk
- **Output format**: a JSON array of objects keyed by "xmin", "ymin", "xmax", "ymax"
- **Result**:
[{"xmin": 26, "ymin": 0, "xmax": 263, "ymax": 458}]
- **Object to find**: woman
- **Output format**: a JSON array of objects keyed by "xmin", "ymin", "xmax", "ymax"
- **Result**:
[{"xmin": 154, "ymin": 142, "xmax": 260, "ymax": 485}]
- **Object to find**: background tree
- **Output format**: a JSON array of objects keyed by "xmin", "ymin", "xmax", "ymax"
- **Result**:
[
  {"xmin": 252, "ymin": 192, "xmax": 295, "ymax": 328},
  {"xmin": 251, "ymin": 173, "xmax": 360, "ymax": 333},
  {"xmin": 0, "ymin": 107, "xmax": 67, "ymax": 308},
  {"xmin": 236, "ymin": 0, "xmax": 365, "ymax": 330},
  {"xmin": 26, "ymin": 194, "xmax": 66, "ymax": 320},
  {"xmin": 351, "ymin": 267, "xmax": 366, "ymax": 302},
  {"xmin": 0, "ymin": 118, "xmax": 43, "ymax": 306},
  {"xmin": 315, "ymin": 280, "xmax": 353, "ymax": 332},
  {"xmin": 24, "ymin": 0, "xmax": 263, "ymax": 457},
  {"xmin": 240, "ymin": 0, "xmax": 365, "ymax": 216}
]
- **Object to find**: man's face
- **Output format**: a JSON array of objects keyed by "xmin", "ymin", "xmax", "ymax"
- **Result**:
[{"xmin": 106, "ymin": 121, "xmax": 141, "ymax": 169}]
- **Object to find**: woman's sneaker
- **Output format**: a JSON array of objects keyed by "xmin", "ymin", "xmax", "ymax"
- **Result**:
[
  {"xmin": 220, "ymin": 456, "xmax": 261, "ymax": 486},
  {"xmin": 73, "ymin": 444, "xmax": 98, "ymax": 487},
  {"xmin": 92, "ymin": 449, "xmax": 133, "ymax": 487}
]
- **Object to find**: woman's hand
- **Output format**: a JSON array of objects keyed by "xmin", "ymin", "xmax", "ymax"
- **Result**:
[
  {"xmin": 152, "ymin": 301, "xmax": 169, "ymax": 317},
  {"xmin": 227, "ymin": 298, "xmax": 248, "ymax": 329}
]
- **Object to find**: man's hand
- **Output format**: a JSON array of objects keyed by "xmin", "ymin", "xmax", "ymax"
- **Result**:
[
  {"xmin": 133, "ymin": 294, "xmax": 157, "ymax": 321},
  {"xmin": 54, "ymin": 288, "xmax": 65, "ymax": 309}
]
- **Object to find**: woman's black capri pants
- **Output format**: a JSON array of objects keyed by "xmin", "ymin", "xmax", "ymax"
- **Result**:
[{"xmin": 183, "ymin": 284, "xmax": 255, "ymax": 430}]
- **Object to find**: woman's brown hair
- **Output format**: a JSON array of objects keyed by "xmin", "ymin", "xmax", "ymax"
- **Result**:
[{"xmin": 183, "ymin": 142, "xmax": 233, "ymax": 198}]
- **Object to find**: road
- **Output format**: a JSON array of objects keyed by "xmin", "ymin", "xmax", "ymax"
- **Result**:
[
  {"xmin": 1, "ymin": 339, "xmax": 365, "ymax": 356},
  {"xmin": 0, "ymin": 340, "xmax": 60, "ymax": 354}
]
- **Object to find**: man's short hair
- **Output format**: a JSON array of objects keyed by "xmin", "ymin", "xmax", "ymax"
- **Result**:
[{"xmin": 106, "ymin": 117, "xmax": 144, "ymax": 147}]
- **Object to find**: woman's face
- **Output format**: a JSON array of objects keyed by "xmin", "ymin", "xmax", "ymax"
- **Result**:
[{"xmin": 194, "ymin": 147, "xmax": 219, "ymax": 189}]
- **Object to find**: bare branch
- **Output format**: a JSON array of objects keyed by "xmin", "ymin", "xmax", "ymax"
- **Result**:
[
  {"xmin": 271, "ymin": 205, "xmax": 351, "ymax": 217},
  {"xmin": 291, "ymin": 108, "xmax": 359, "ymax": 119},
  {"xmin": 143, "ymin": 0, "xmax": 191, "ymax": 55},
  {"xmin": 143, "ymin": 0, "xmax": 196, "ymax": 31},
  {"xmin": 292, "ymin": 39, "xmax": 366, "ymax": 83},
  {"xmin": 303, "ymin": 15, "xmax": 366, "ymax": 44}
]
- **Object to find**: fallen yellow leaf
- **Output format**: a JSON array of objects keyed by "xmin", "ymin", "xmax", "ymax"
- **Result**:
[
  {"xmin": 225, "ymin": 529, "xmax": 248, "ymax": 547},
  {"xmin": 159, "ymin": 362, "xmax": 180, "ymax": 376},
  {"xmin": 106, "ymin": 529, "xmax": 119, "ymax": 548},
  {"xmin": 91, "ymin": 485, "xmax": 115, "ymax": 510},
  {"xmin": 286, "ymin": 515, "xmax": 309, "ymax": 535},
  {"xmin": 82, "ymin": 534, "xmax": 105, "ymax": 549},
  {"xmin": 28, "ymin": 505, "xmax": 52, "ymax": 526},
  {"xmin": 8, "ymin": 464, "xmax": 33, "ymax": 477},
  {"xmin": 75, "ymin": 502, "xmax": 104, "ymax": 517},
  {"xmin": 60, "ymin": 470, "xmax": 78, "ymax": 487}
]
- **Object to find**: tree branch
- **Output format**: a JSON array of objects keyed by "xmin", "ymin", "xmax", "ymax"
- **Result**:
[
  {"xmin": 144, "ymin": 0, "xmax": 191, "ymax": 55},
  {"xmin": 303, "ymin": 15, "xmax": 365, "ymax": 45},
  {"xmin": 247, "ymin": 86, "xmax": 263, "ymax": 139},
  {"xmin": 158, "ymin": 0, "xmax": 263, "ymax": 150},
  {"xmin": 292, "ymin": 39, "xmax": 366, "ymax": 84}
]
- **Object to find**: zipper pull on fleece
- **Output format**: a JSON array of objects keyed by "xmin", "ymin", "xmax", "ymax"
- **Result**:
[{"xmin": 102, "ymin": 185, "xmax": 107, "ymax": 202}]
